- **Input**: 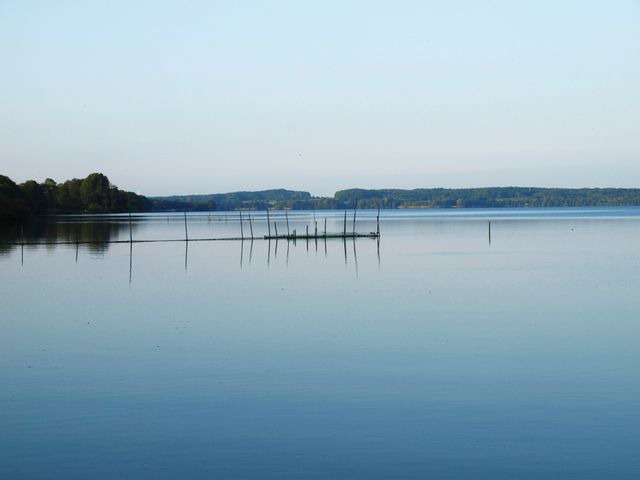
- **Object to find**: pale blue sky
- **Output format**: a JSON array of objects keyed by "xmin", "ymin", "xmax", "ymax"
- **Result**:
[{"xmin": 1, "ymin": 1, "xmax": 639, "ymax": 195}]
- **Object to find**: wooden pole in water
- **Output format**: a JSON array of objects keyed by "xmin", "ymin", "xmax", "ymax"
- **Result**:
[
  {"xmin": 353, "ymin": 209, "xmax": 356, "ymax": 236},
  {"xmin": 488, "ymin": 221, "xmax": 491, "ymax": 245},
  {"xmin": 267, "ymin": 210, "xmax": 271, "ymax": 237},
  {"xmin": 324, "ymin": 218, "xmax": 327, "ymax": 237},
  {"xmin": 128, "ymin": 211, "xmax": 133, "ymax": 242},
  {"xmin": 248, "ymin": 213, "xmax": 254, "ymax": 239},
  {"xmin": 314, "ymin": 221, "xmax": 318, "ymax": 238},
  {"xmin": 306, "ymin": 225, "xmax": 309, "ymax": 238},
  {"xmin": 343, "ymin": 211, "xmax": 347, "ymax": 237},
  {"xmin": 184, "ymin": 212, "xmax": 188, "ymax": 241},
  {"xmin": 239, "ymin": 211, "xmax": 244, "ymax": 240},
  {"xmin": 285, "ymin": 211, "xmax": 290, "ymax": 237},
  {"xmin": 377, "ymin": 208, "xmax": 380, "ymax": 235},
  {"xmin": 274, "ymin": 222, "xmax": 278, "ymax": 237}
]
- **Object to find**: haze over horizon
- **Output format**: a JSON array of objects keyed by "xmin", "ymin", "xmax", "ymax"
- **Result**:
[{"xmin": 2, "ymin": 1, "xmax": 639, "ymax": 197}]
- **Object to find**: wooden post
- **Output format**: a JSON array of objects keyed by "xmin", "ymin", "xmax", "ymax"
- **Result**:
[
  {"xmin": 128, "ymin": 211, "xmax": 133, "ymax": 243},
  {"xmin": 285, "ymin": 211, "xmax": 290, "ymax": 237},
  {"xmin": 314, "ymin": 221, "xmax": 318, "ymax": 238},
  {"xmin": 324, "ymin": 218, "xmax": 327, "ymax": 237},
  {"xmin": 184, "ymin": 212, "xmax": 188, "ymax": 241},
  {"xmin": 343, "ymin": 211, "xmax": 347, "ymax": 237},
  {"xmin": 488, "ymin": 221, "xmax": 491, "ymax": 245},
  {"xmin": 239, "ymin": 211, "xmax": 244, "ymax": 239},
  {"xmin": 353, "ymin": 209, "xmax": 356, "ymax": 236},
  {"xmin": 306, "ymin": 225, "xmax": 309, "ymax": 237},
  {"xmin": 248, "ymin": 214, "xmax": 254, "ymax": 239},
  {"xmin": 274, "ymin": 222, "xmax": 278, "ymax": 237},
  {"xmin": 377, "ymin": 208, "xmax": 380, "ymax": 235},
  {"xmin": 267, "ymin": 210, "xmax": 271, "ymax": 237}
]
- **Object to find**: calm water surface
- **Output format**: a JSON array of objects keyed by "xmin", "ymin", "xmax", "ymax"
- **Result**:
[{"xmin": 1, "ymin": 208, "xmax": 640, "ymax": 479}]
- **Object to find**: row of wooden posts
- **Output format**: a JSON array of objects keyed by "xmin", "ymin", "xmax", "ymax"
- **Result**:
[
  {"xmin": 140, "ymin": 209, "xmax": 383, "ymax": 243},
  {"xmin": 11, "ymin": 212, "xmax": 499, "ymax": 247}
]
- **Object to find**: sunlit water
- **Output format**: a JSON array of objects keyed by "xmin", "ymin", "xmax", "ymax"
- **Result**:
[{"xmin": 1, "ymin": 208, "xmax": 640, "ymax": 479}]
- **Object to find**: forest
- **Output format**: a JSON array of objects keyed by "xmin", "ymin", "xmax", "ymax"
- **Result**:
[
  {"xmin": 0, "ymin": 173, "xmax": 150, "ymax": 221},
  {"xmin": 3, "ymin": 173, "xmax": 640, "ymax": 221},
  {"xmin": 159, "ymin": 186, "xmax": 640, "ymax": 210}
]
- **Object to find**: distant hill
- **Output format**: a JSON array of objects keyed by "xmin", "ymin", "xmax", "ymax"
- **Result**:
[
  {"xmin": 155, "ymin": 186, "xmax": 640, "ymax": 211},
  {"xmin": 332, "ymin": 187, "xmax": 640, "ymax": 209},
  {"xmin": 154, "ymin": 189, "xmax": 317, "ymax": 211}
]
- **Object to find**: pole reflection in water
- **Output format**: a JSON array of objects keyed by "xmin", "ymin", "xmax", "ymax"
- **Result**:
[
  {"xmin": 184, "ymin": 240, "xmax": 189, "ymax": 272},
  {"xmin": 353, "ymin": 238, "xmax": 358, "ymax": 277},
  {"xmin": 76, "ymin": 232, "xmax": 379, "ymax": 283},
  {"xmin": 343, "ymin": 238, "xmax": 347, "ymax": 266},
  {"xmin": 267, "ymin": 239, "xmax": 271, "ymax": 268}
]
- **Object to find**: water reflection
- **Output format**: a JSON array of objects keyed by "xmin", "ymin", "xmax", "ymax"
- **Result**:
[
  {"xmin": 184, "ymin": 240, "xmax": 189, "ymax": 272},
  {"xmin": 4, "ymin": 209, "xmax": 640, "ymax": 479},
  {"xmin": 115, "ymin": 235, "xmax": 380, "ymax": 284},
  {"xmin": 0, "ymin": 217, "xmax": 131, "ymax": 256}
]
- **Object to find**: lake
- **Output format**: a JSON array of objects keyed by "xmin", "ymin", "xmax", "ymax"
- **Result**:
[{"xmin": 1, "ymin": 208, "xmax": 640, "ymax": 479}]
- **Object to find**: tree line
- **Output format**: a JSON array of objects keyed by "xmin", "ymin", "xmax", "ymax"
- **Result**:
[
  {"xmin": 3, "ymin": 172, "xmax": 640, "ymax": 221},
  {"xmin": 331, "ymin": 187, "xmax": 640, "ymax": 209},
  {"xmin": 158, "ymin": 186, "xmax": 640, "ymax": 210},
  {"xmin": 0, "ymin": 173, "xmax": 151, "ymax": 221}
]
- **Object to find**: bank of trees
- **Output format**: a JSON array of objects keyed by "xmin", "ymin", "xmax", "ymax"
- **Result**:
[
  {"xmin": 0, "ymin": 173, "xmax": 151, "ymax": 221},
  {"xmin": 331, "ymin": 187, "xmax": 640, "ymax": 209},
  {"xmin": 3, "ymin": 173, "xmax": 640, "ymax": 222}
]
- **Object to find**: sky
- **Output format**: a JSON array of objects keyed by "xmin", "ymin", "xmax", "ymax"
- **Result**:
[{"xmin": 1, "ymin": 1, "xmax": 639, "ymax": 196}]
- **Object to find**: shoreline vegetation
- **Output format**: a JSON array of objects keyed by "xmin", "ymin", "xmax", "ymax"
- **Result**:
[{"xmin": 2, "ymin": 172, "xmax": 640, "ymax": 221}]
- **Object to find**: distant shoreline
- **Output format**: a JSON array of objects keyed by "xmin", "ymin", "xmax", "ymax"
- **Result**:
[{"xmin": 3, "ymin": 172, "xmax": 640, "ymax": 221}]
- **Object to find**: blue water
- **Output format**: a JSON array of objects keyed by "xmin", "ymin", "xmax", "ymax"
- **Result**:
[{"xmin": 1, "ymin": 208, "xmax": 640, "ymax": 479}]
